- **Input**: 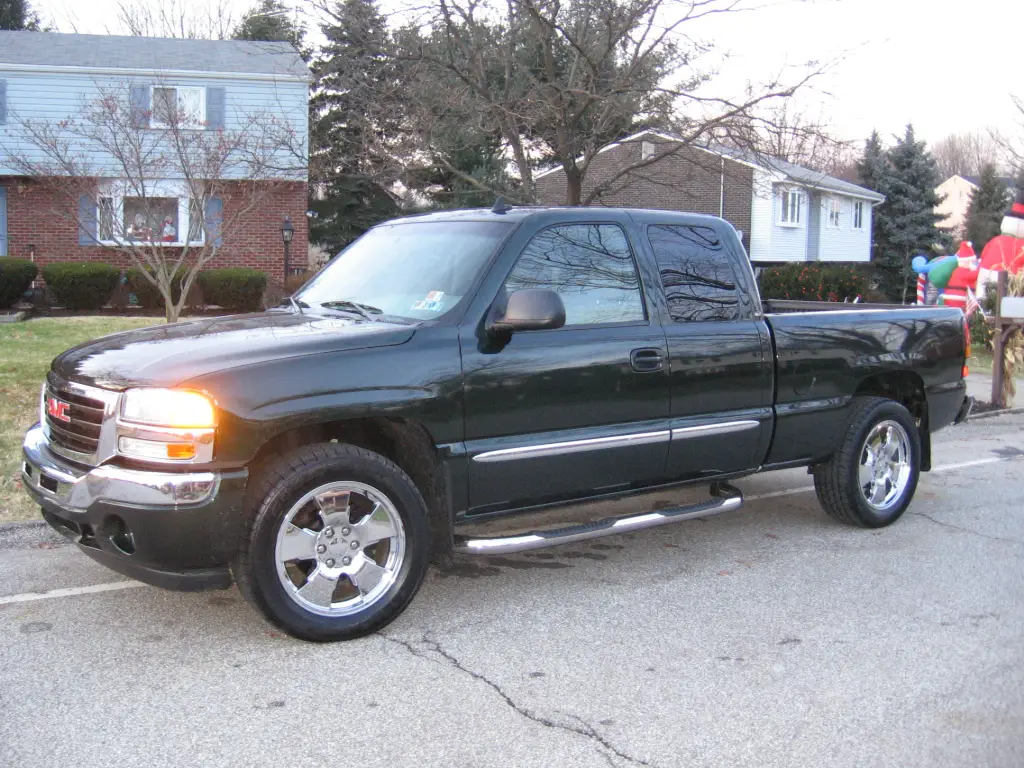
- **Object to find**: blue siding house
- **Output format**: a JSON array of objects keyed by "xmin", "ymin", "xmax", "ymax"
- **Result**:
[{"xmin": 0, "ymin": 30, "xmax": 309, "ymax": 276}]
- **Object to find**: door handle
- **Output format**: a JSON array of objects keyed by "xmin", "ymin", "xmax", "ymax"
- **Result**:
[{"xmin": 630, "ymin": 348, "xmax": 664, "ymax": 373}]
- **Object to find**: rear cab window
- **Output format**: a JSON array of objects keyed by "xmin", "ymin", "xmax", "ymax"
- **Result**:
[{"xmin": 646, "ymin": 224, "xmax": 744, "ymax": 323}]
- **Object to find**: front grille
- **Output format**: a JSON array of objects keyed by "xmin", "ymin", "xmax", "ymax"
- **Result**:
[{"xmin": 45, "ymin": 383, "xmax": 105, "ymax": 457}]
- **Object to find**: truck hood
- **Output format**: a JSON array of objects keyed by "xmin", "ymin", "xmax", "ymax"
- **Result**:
[{"xmin": 52, "ymin": 311, "xmax": 418, "ymax": 389}]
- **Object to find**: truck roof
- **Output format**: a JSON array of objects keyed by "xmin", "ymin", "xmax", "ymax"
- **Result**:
[{"xmin": 389, "ymin": 205, "xmax": 730, "ymax": 228}]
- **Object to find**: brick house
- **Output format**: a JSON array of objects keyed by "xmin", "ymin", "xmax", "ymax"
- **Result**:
[
  {"xmin": 535, "ymin": 131, "xmax": 885, "ymax": 263},
  {"xmin": 0, "ymin": 31, "xmax": 309, "ymax": 281}
]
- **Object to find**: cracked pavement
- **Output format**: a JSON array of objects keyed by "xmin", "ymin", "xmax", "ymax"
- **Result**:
[{"xmin": 2, "ymin": 413, "xmax": 1024, "ymax": 767}]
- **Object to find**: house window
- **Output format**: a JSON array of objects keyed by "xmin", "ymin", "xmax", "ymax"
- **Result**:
[
  {"xmin": 779, "ymin": 189, "xmax": 803, "ymax": 226},
  {"xmin": 95, "ymin": 191, "xmax": 204, "ymax": 246},
  {"xmin": 853, "ymin": 201, "xmax": 864, "ymax": 229},
  {"xmin": 641, "ymin": 141, "xmax": 656, "ymax": 160},
  {"xmin": 828, "ymin": 197, "xmax": 842, "ymax": 228},
  {"xmin": 151, "ymin": 86, "xmax": 205, "ymax": 129}
]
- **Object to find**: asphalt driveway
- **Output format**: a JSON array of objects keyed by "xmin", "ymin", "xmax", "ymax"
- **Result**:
[{"xmin": 2, "ymin": 413, "xmax": 1023, "ymax": 767}]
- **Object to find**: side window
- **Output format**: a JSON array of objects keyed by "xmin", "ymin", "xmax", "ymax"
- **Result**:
[
  {"xmin": 504, "ymin": 224, "xmax": 645, "ymax": 326},
  {"xmin": 648, "ymin": 224, "xmax": 740, "ymax": 323}
]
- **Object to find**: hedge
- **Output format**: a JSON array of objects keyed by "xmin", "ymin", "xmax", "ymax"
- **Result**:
[
  {"xmin": 125, "ymin": 267, "xmax": 188, "ymax": 310},
  {"xmin": 757, "ymin": 263, "xmax": 869, "ymax": 303},
  {"xmin": 42, "ymin": 262, "xmax": 120, "ymax": 311},
  {"xmin": 197, "ymin": 268, "xmax": 267, "ymax": 312},
  {"xmin": 0, "ymin": 258, "xmax": 38, "ymax": 309}
]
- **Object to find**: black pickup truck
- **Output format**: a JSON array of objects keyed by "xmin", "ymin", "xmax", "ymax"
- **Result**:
[{"xmin": 22, "ymin": 206, "xmax": 973, "ymax": 641}]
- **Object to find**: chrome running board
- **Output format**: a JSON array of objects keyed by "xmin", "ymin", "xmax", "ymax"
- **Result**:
[{"xmin": 453, "ymin": 483, "xmax": 743, "ymax": 555}]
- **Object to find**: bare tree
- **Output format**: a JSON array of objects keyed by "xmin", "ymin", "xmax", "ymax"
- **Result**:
[
  {"xmin": 385, "ymin": 0, "xmax": 832, "ymax": 206},
  {"xmin": 995, "ymin": 95, "xmax": 1024, "ymax": 174},
  {"xmin": 5, "ymin": 82, "xmax": 305, "ymax": 322},
  {"xmin": 113, "ymin": 0, "xmax": 237, "ymax": 39},
  {"xmin": 931, "ymin": 130, "xmax": 1003, "ymax": 179},
  {"xmin": 732, "ymin": 102, "xmax": 857, "ymax": 176}
]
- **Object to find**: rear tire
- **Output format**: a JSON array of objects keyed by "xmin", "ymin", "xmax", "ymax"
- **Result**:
[
  {"xmin": 234, "ymin": 443, "xmax": 430, "ymax": 642},
  {"xmin": 813, "ymin": 397, "xmax": 921, "ymax": 528}
]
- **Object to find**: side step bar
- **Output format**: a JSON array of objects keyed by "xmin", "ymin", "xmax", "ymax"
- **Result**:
[{"xmin": 453, "ymin": 483, "xmax": 743, "ymax": 555}]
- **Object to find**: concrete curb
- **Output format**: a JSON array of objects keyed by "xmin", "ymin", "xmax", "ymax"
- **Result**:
[
  {"xmin": 0, "ymin": 520, "xmax": 47, "ymax": 532},
  {"xmin": 967, "ymin": 406, "xmax": 1024, "ymax": 421}
]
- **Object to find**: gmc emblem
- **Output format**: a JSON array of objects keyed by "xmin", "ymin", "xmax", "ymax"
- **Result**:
[{"xmin": 47, "ymin": 397, "xmax": 72, "ymax": 423}]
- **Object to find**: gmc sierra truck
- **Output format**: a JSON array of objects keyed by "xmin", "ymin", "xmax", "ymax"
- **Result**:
[{"xmin": 22, "ymin": 206, "xmax": 973, "ymax": 641}]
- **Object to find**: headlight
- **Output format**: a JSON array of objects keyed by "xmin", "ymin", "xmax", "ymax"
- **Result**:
[{"xmin": 121, "ymin": 389, "xmax": 216, "ymax": 428}]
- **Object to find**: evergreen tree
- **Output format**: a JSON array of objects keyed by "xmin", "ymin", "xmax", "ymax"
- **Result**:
[
  {"xmin": 862, "ymin": 126, "xmax": 947, "ymax": 302},
  {"xmin": 232, "ymin": 0, "xmax": 307, "ymax": 56},
  {"xmin": 309, "ymin": 0, "xmax": 400, "ymax": 254},
  {"xmin": 964, "ymin": 164, "xmax": 1011, "ymax": 251},
  {"xmin": 0, "ymin": 0, "xmax": 41, "ymax": 30}
]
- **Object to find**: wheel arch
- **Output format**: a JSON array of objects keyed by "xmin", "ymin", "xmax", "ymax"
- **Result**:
[
  {"xmin": 853, "ymin": 370, "xmax": 931, "ymax": 471},
  {"xmin": 248, "ymin": 417, "xmax": 453, "ymax": 565}
]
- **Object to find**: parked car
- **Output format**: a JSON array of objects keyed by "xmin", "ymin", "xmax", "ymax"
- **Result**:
[{"xmin": 22, "ymin": 205, "xmax": 973, "ymax": 641}]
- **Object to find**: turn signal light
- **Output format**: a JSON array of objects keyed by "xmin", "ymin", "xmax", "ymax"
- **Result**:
[
  {"xmin": 119, "ymin": 436, "xmax": 197, "ymax": 461},
  {"xmin": 962, "ymin": 316, "xmax": 971, "ymax": 379}
]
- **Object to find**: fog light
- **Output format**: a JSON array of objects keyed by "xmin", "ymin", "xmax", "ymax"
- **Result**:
[{"xmin": 119, "ymin": 436, "xmax": 196, "ymax": 461}]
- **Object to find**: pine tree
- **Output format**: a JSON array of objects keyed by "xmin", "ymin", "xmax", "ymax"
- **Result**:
[
  {"xmin": 964, "ymin": 164, "xmax": 1010, "ymax": 251},
  {"xmin": 309, "ymin": 0, "xmax": 400, "ymax": 253},
  {"xmin": 863, "ymin": 125, "xmax": 947, "ymax": 302},
  {"xmin": 0, "ymin": 0, "xmax": 41, "ymax": 30},
  {"xmin": 232, "ymin": 0, "xmax": 307, "ymax": 57}
]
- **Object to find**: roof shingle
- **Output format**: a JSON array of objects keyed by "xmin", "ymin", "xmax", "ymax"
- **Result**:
[{"xmin": 0, "ymin": 30, "xmax": 308, "ymax": 80}]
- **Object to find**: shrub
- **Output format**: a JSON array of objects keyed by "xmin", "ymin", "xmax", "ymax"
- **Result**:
[
  {"xmin": 41, "ymin": 262, "xmax": 119, "ymax": 311},
  {"xmin": 125, "ymin": 267, "xmax": 187, "ymax": 310},
  {"xmin": 285, "ymin": 270, "xmax": 313, "ymax": 295},
  {"xmin": 197, "ymin": 268, "xmax": 267, "ymax": 312},
  {"xmin": 758, "ymin": 263, "xmax": 869, "ymax": 303},
  {"xmin": 0, "ymin": 258, "xmax": 38, "ymax": 309}
]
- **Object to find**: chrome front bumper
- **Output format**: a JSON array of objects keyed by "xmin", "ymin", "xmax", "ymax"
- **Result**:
[{"xmin": 22, "ymin": 424, "xmax": 219, "ymax": 512}]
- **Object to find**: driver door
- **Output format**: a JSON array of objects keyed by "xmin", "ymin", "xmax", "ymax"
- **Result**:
[{"xmin": 459, "ymin": 222, "xmax": 671, "ymax": 514}]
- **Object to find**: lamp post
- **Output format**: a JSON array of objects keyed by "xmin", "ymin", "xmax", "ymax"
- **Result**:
[{"xmin": 281, "ymin": 216, "xmax": 294, "ymax": 286}]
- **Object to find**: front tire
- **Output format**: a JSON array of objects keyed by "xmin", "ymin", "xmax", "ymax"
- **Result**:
[
  {"xmin": 234, "ymin": 443, "xmax": 430, "ymax": 642},
  {"xmin": 813, "ymin": 397, "xmax": 921, "ymax": 528}
]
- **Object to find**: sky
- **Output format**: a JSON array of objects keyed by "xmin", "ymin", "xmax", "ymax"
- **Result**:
[{"xmin": 36, "ymin": 0, "xmax": 1023, "ymax": 149}]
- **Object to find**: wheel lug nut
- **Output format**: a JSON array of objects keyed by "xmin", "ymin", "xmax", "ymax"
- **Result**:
[
  {"xmin": 324, "ymin": 527, "xmax": 334, "ymax": 537},
  {"xmin": 342, "ymin": 556, "xmax": 351, "ymax": 566},
  {"xmin": 342, "ymin": 527, "xmax": 350, "ymax": 535},
  {"xmin": 325, "ymin": 558, "xmax": 335, "ymax": 567},
  {"xmin": 316, "ymin": 544, "xmax": 327, "ymax": 554},
  {"xmin": 350, "ymin": 541, "xmax": 360, "ymax": 549}
]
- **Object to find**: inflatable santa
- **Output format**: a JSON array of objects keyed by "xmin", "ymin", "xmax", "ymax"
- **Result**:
[
  {"xmin": 941, "ymin": 241, "xmax": 980, "ymax": 311},
  {"xmin": 977, "ymin": 186, "xmax": 1024, "ymax": 303}
]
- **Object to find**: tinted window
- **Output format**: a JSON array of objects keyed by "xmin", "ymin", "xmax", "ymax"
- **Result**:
[
  {"xmin": 648, "ymin": 225, "xmax": 739, "ymax": 323},
  {"xmin": 504, "ymin": 224, "xmax": 645, "ymax": 326}
]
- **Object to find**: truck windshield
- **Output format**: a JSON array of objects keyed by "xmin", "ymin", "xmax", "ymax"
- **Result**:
[{"xmin": 298, "ymin": 220, "xmax": 513, "ymax": 321}]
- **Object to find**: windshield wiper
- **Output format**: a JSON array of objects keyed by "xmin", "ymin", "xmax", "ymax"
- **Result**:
[{"xmin": 318, "ymin": 300, "xmax": 383, "ymax": 321}]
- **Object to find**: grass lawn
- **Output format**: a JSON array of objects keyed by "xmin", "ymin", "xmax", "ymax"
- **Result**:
[
  {"xmin": 0, "ymin": 317, "xmax": 160, "ymax": 524},
  {"xmin": 969, "ymin": 347, "xmax": 994, "ymax": 375}
]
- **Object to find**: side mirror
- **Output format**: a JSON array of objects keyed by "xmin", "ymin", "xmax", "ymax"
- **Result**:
[{"xmin": 487, "ymin": 289, "xmax": 566, "ymax": 335}]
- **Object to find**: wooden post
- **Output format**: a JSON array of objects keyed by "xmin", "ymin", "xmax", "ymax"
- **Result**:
[{"xmin": 992, "ymin": 272, "xmax": 1008, "ymax": 408}]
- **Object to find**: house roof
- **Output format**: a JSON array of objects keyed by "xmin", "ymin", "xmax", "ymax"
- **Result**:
[
  {"xmin": 536, "ymin": 130, "xmax": 885, "ymax": 202},
  {"xmin": 0, "ymin": 30, "xmax": 309, "ymax": 81},
  {"xmin": 957, "ymin": 174, "xmax": 1015, "ymax": 188}
]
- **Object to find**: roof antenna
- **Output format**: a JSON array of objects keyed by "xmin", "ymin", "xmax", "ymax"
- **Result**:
[{"xmin": 491, "ymin": 196, "xmax": 513, "ymax": 214}]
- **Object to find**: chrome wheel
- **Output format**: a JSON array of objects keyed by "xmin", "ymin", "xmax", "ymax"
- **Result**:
[
  {"xmin": 858, "ymin": 420, "xmax": 912, "ymax": 511},
  {"xmin": 274, "ymin": 481, "xmax": 406, "ymax": 617}
]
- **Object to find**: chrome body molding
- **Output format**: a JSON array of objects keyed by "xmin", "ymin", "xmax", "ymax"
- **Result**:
[
  {"xmin": 472, "ymin": 429, "xmax": 670, "ymax": 463},
  {"xmin": 454, "ymin": 484, "xmax": 743, "ymax": 555},
  {"xmin": 472, "ymin": 420, "xmax": 761, "ymax": 464},
  {"xmin": 670, "ymin": 420, "xmax": 760, "ymax": 440},
  {"xmin": 22, "ymin": 424, "xmax": 220, "ymax": 511}
]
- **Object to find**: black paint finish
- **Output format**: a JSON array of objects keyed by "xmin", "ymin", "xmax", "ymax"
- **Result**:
[{"xmin": 31, "ymin": 206, "xmax": 969, "ymax": 583}]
